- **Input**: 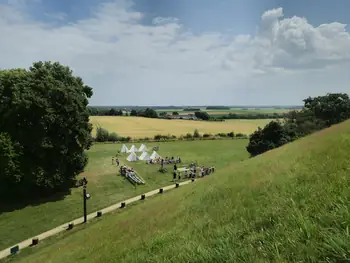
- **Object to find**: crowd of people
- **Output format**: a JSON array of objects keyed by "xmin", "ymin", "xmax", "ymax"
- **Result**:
[
  {"xmin": 147, "ymin": 156, "xmax": 182, "ymax": 165},
  {"xmin": 172, "ymin": 163, "xmax": 215, "ymax": 181},
  {"xmin": 119, "ymin": 165, "xmax": 135, "ymax": 177}
]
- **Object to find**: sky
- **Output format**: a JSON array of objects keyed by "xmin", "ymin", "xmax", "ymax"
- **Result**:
[{"xmin": 1, "ymin": 0, "xmax": 350, "ymax": 106}]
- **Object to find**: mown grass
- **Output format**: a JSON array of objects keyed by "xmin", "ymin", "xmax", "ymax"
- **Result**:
[
  {"xmin": 5, "ymin": 120, "xmax": 350, "ymax": 263},
  {"xmin": 0, "ymin": 139, "xmax": 248, "ymax": 251},
  {"xmin": 89, "ymin": 116, "xmax": 272, "ymax": 137}
]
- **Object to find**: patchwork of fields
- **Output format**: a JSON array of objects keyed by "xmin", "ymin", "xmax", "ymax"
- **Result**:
[
  {"xmin": 89, "ymin": 116, "xmax": 273, "ymax": 137},
  {"xmin": 155, "ymin": 107, "xmax": 295, "ymax": 116}
]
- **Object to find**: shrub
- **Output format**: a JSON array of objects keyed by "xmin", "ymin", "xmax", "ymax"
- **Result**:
[
  {"xmin": 193, "ymin": 129, "xmax": 200, "ymax": 138},
  {"xmin": 171, "ymin": 135, "xmax": 177, "ymax": 139},
  {"xmin": 227, "ymin": 131, "xmax": 235, "ymax": 138},
  {"xmin": 216, "ymin": 133, "xmax": 227, "ymax": 137},
  {"xmin": 108, "ymin": 132, "xmax": 119, "ymax": 142},
  {"xmin": 246, "ymin": 121, "xmax": 291, "ymax": 157},
  {"xmin": 236, "ymin": 133, "xmax": 245, "ymax": 138},
  {"xmin": 185, "ymin": 133, "xmax": 193, "ymax": 140},
  {"xmin": 202, "ymin": 133, "xmax": 212, "ymax": 138},
  {"xmin": 154, "ymin": 134, "xmax": 162, "ymax": 141},
  {"xmin": 96, "ymin": 127, "xmax": 109, "ymax": 142}
]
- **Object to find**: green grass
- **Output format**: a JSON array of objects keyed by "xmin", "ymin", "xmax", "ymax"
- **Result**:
[
  {"xmin": 0, "ymin": 139, "xmax": 248, "ymax": 251},
  {"xmin": 5, "ymin": 121, "xmax": 350, "ymax": 262}
]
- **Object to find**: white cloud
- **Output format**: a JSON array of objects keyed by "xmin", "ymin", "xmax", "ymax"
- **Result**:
[{"xmin": 1, "ymin": 1, "xmax": 350, "ymax": 105}]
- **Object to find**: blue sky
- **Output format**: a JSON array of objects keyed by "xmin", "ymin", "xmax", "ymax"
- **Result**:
[{"xmin": 1, "ymin": 0, "xmax": 350, "ymax": 105}]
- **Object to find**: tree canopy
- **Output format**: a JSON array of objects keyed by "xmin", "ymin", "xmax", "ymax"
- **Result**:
[
  {"xmin": 0, "ymin": 61, "xmax": 93, "ymax": 200},
  {"xmin": 247, "ymin": 93, "xmax": 350, "ymax": 157}
]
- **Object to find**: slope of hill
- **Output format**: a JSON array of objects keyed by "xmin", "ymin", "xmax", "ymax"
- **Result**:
[{"xmin": 6, "ymin": 121, "xmax": 350, "ymax": 263}]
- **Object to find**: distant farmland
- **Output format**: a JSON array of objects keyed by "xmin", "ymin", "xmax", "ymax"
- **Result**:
[
  {"xmin": 154, "ymin": 107, "xmax": 296, "ymax": 116},
  {"xmin": 89, "ymin": 116, "xmax": 273, "ymax": 138}
]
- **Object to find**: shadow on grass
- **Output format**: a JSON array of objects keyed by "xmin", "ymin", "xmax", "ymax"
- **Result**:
[{"xmin": 0, "ymin": 185, "xmax": 74, "ymax": 214}]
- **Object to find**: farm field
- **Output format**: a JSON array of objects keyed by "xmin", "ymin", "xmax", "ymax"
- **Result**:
[
  {"xmin": 0, "ymin": 139, "xmax": 249, "ymax": 252},
  {"xmin": 89, "ymin": 116, "xmax": 273, "ymax": 137},
  {"xmin": 154, "ymin": 107, "xmax": 296, "ymax": 115},
  {"xmin": 5, "ymin": 121, "xmax": 350, "ymax": 262}
]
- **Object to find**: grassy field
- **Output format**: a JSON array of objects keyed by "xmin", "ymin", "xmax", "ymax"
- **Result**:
[
  {"xmin": 89, "ymin": 116, "xmax": 272, "ymax": 137},
  {"xmin": 0, "ymin": 139, "xmax": 249, "ymax": 252},
  {"xmin": 6, "ymin": 121, "xmax": 350, "ymax": 262}
]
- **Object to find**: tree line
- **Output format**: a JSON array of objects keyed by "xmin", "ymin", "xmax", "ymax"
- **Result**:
[
  {"xmin": 0, "ymin": 62, "xmax": 93, "ymax": 201},
  {"xmin": 246, "ymin": 93, "xmax": 350, "ymax": 156},
  {"xmin": 94, "ymin": 126, "xmax": 247, "ymax": 143},
  {"xmin": 89, "ymin": 107, "xmax": 284, "ymax": 120}
]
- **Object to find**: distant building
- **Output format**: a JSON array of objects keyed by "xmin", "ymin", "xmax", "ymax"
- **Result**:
[{"xmin": 167, "ymin": 114, "xmax": 198, "ymax": 120}]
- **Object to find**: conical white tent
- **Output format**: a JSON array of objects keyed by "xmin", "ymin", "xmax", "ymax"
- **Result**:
[
  {"xmin": 121, "ymin": 144, "xmax": 128, "ymax": 153},
  {"xmin": 127, "ymin": 152, "xmax": 139, "ymax": 162},
  {"xmin": 150, "ymin": 151, "xmax": 161, "ymax": 160},
  {"xmin": 139, "ymin": 151, "xmax": 150, "ymax": 161},
  {"xmin": 128, "ymin": 145, "xmax": 138, "ymax": 152},
  {"xmin": 139, "ymin": 144, "xmax": 148, "ymax": 152}
]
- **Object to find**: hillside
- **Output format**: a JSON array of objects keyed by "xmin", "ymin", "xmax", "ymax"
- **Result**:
[{"xmin": 6, "ymin": 121, "xmax": 350, "ymax": 262}]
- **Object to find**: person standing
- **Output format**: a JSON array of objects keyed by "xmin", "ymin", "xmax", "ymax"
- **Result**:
[
  {"xmin": 112, "ymin": 157, "xmax": 114, "ymax": 165},
  {"xmin": 116, "ymin": 158, "xmax": 120, "ymax": 166},
  {"xmin": 173, "ymin": 170, "xmax": 177, "ymax": 181},
  {"xmin": 174, "ymin": 163, "xmax": 177, "ymax": 172}
]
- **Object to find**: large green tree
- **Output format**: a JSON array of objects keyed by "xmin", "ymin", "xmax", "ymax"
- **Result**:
[{"xmin": 0, "ymin": 61, "xmax": 93, "ymax": 200}]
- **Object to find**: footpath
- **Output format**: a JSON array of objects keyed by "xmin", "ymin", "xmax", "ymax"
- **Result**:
[{"xmin": 0, "ymin": 179, "xmax": 196, "ymax": 260}]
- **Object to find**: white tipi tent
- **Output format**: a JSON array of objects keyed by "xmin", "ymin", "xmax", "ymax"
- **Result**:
[
  {"xmin": 139, "ymin": 144, "xmax": 148, "ymax": 152},
  {"xmin": 128, "ymin": 145, "xmax": 139, "ymax": 152},
  {"xmin": 150, "ymin": 151, "xmax": 161, "ymax": 160},
  {"xmin": 121, "ymin": 144, "xmax": 128, "ymax": 153},
  {"xmin": 127, "ymin": 152, "xmax": 139, "ymax": 162},
  {"xmin": 139, "ymin": 151, "xmax": 150, "ymax": 161}
]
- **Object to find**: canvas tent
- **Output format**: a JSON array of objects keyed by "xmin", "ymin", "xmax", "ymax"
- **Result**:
[
  {"xmin": 128, "ymin": 145, "xmax": 139, "ymax": 152},
  {"xmin": 138, "ymin": 144, "xmax": 148, "ymax": 152},
  {"xmin": 127, "ymin": 152, "xmax": 139, "ymax": 162},
  {"xmin": 139, "ymin": 151, "xmax": 150, "ymax": 161},
  {"xmin": 150, "ymin": 151, "xmax": 161, "ymax": 160},
  {"xmin": 121, "ymin": 144, "xmax": 128, "ymax": 153}
]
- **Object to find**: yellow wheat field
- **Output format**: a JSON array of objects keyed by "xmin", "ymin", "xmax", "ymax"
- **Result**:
[{"xmin": 90, "ymin": 116, "xmax": 273, "ymax": 138}]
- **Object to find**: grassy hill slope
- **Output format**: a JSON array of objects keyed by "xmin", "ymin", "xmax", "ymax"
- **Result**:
[{"xmin": 6, "ymin": 121, "xmax": 350, "ymax": 262}]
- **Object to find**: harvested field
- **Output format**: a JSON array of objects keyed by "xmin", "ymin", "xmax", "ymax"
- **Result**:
[{"xmin": 89, "ymin": 116, "xmax": 273, "ymax": 137}]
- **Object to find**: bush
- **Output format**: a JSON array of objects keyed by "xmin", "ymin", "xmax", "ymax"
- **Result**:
[
  {"xmin": 108, "ymin": 132, "xmax": 119, "ymax": 142},
  {"xmin": 246, "ymin": 121, "xmax": 291, "ymax": 157},
  {"xmin": 202, "ymin": 133, "xmax": 212, "ymax": 138},
  {"xmin": 119, "ymin": 136, "xmax": 131, "ymax": 142},
  {"xmin": 236, "ymin": 133, "xmax": 246, "ymax": 138},
  {"xmin": 193, "ymin": 129, "xmax": 200, "ymax": 138},
  {"xmin": 154, "ymin": 134, "xmax": 162, "ymax": 141},
  {"xmin": 185, "ymin": 133, "xmax": 193, "ymax": 140},
  {"xmin": 96, "ymin": 127, "xmax": 109, "ymax": 142},
  {"xmin": 227, "ymin": 131, "xmax": 235, "ymax": 138},
  {"xmin": 216, "ymin": 133, "xmax": 227, "ymax": 137}
]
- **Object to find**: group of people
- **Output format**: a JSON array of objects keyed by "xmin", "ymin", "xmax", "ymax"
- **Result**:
[
  {"xmin": 172, "ymin": 163, "xmax": 215, "ymax": 181},
  {"xmin": 119, "ymin": 165, "xmax": 135, "ymax": 177},
  {"xmin": 147, "ymin": 156, "xmax": 182, "ymax": 165}
]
